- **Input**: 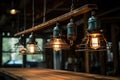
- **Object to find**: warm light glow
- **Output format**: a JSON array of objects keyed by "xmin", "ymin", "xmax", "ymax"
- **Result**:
[
  {"xmin": 28, "ymin": 44, "xmax": 36, "ymax": 53},
  {"xmin": 19, "ymin": 47, "xmax": 27, "ymax": 54},
  {"xmin": 53, "ymin": 39, "xmax": 61, "ymax": 51},
  {"xmin": 44, "ymin": 38, "xmax": 69, "ymax": 51},
  {"xmin": 53, "ymin": 44, "xmax": 61, "ymax": 51},
  {"xmin": 90, "ymin": 34, "xmax": 100, "ymax": 49},
  {"xmin": 10, "ymin": 9, "xmax": 17, "ymax": 15},
  {"xmin": 90, "ymin": 33, "xmax": 101, "ymax": 37}
]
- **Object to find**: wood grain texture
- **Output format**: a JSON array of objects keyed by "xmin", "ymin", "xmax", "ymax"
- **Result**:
[{"xmin": 0, "ymin": 68, "xmax": 120, "ymax": 80}]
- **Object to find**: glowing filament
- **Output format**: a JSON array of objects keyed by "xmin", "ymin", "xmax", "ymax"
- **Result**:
[
  {"xmin": 90, "ymin": 37, "xmax": 100, "ymax": 49},
  {"xmin": 53, "ymin": 39, "xmax": 61, "ymax": 51},
  {"xmin": 28, "ymin": 44, "xmax": 36, "ymax": 53}
]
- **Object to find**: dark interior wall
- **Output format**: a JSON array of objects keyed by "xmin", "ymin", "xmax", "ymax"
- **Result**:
[{"xmin": 0, "ymin": 31, "xmax": 2, "ymax": 67}]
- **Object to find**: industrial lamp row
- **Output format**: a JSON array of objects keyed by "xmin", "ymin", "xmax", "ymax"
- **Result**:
[
  {"xmin": 15, "ymin": 11, "xmax": 110, "ymax": 55},
  {"xmin": 45, "ymin": 11, "xmax": 109, "ymax": 51}
]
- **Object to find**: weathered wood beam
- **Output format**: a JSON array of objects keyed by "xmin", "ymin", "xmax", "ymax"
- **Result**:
[{"xmin": 14, "ymin": 4, "xmax": 97, "ymax": 36}]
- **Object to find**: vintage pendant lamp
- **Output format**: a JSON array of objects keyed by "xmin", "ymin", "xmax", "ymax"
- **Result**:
[
  {"xmin": 76, "ymin": 11, "xmax": 108, "ymax": 51},
  {"xmin": 26, "ymin": 0, "xmax": 41, "ymax": 54},
  {"xmin": 67, "ymin": 0, "xmax": 77, "ymax": 46},
  {"xmin": 44, "ymin": 23, "xmax": 69, "ymax": 51},
  {"xmin": 8, "ymin": 0, "xmax": 19, "ymax": 15},
  {"xmin": 15, "ymin": 0, "xmax": 27, "ymax": 54},
  {"xmin": 14, "ymin": 3, "xmax": 27, "ymax": 54},
  {"xmin": 15, "ymin": 34, "xmax": 27, "ymax": 54},
  {"xmin": 67, "ymin": 18, "xmax": 77, "ymax": 46},
  {"xmin": 26, "ymin": 33, "xmax": 41, "ymax": 54}
]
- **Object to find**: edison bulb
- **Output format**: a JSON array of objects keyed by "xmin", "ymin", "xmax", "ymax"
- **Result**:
[
  {"xmin": 28, "ymin": 44, "xmax": 36, "ymax": 53},
  {"xmin": 90, "ymin": 33, "xmax": 100, "ymax": 49}
]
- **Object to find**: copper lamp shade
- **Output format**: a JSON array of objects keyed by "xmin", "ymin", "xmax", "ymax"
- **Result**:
[
  {"xmin": 44, "ymin": 23, "xmax": 69, "ymax": 51},
  {"xmin": 45, "ymin": 38, "xmax": 69, "ymax": 51}
]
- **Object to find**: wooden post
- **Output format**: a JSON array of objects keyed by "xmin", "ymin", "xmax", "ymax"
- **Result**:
[
  {"xmin": 99, "ymin": 52, "xmax": 107, "ymax": 75},
  {"xmin": 83, "ymin": 13, "xmax": 90, "ymax": 73},
  {"xmin": 85, "ymin": 52, "xmax": 90, "ymax": 73},
  {"xmin": 22, "ymin": 37, "xmax": 27, "ymax": 68}
]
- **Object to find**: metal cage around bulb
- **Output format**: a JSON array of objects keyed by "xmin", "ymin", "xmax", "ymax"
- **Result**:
[
  {"xmin": 76, "ymin": 11, "xmax": 108, "ymax": 52},
  {"xmin": 76, "ymin": 32, "xmax": 107, "ymax": 51},
  {"xmin": 26, "ymin": 33, "xmax": 42, "ymax": 54}
]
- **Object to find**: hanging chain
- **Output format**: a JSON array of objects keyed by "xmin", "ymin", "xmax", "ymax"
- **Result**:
[
  {"xmin": 24, "ymin": 0, "xmax": 26, "ymax": 30},
  {"xmin": 32, "ymin": 0, "xmax": 35, "ymax": 27},
  {"xmin": 43, "ymin": 0, "xmax": 46, "ymax": 23},
  {"xmin": 17, "ymin": 14, "xmax": 20, "ymax": 32},
  {"xmin": 11, "ymin": 0, "xmax": 14, "ymax": 8},
  {"xmin": 70, "ymin": 0, "xmax": 74, "ymax": 12}
]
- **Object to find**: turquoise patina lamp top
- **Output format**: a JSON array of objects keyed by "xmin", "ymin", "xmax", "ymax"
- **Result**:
[
  {"xmin": 53, "ymin": 23, "xmax": 60, "ymax": 38},
  {"xmin": 88, "ymin": 14, "xmax": 97, "ymax": 32}
]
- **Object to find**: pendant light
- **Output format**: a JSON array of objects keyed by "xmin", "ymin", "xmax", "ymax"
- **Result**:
[
  {"xmin": 26, "ymin": 0, "xmax": 41, "ymax": 54},
  {"xmin": 15, "ymin": 34, "xmax": 27, "ymax": 54},
  {"xmin": 14, "ymin": 0, "xmax": 27, "ymax": 54},
  {"xmin": 26, "ymin": 33, "xmax": 41, "ymax": 54},
  {"xmin": 67, "ymin": 18, "xmax": 77, "ymax": 46},
  {"xmin": 67, "ymin": 0, "xmax": 77, "ymax": 46},
  {"xmin": 44, "ymin": 23, "xmax": 69, "ymax": 51},
  {"xmin": 8, "ymin": 0, "xmax": 19, "ymax": 15},
  {"xmin": 19, "ymin": 1, "xmax": 27, "ymax": 54},
  {"xmin": 76, "ymin": 11, "xmax": 108, "ymax": 51}
]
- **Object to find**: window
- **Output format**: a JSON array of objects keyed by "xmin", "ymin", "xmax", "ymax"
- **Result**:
[
  {"xmin": 26, "ymin": 38, "xmax": 44, "ymax": 67},
  {"xmin": 2, "ymin": 37, "xmax": 23, "ymax": 66},
  {"xmin": 2, "ymin": 37, "xmax": 44, "ymax": 67}
]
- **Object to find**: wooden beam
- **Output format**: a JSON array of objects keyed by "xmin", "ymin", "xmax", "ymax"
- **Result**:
[
  {"xmin": 14, "ymin": 4, "xmax": 97, "ymax": 36},
  {"xmin": 83, "ymin": 13, "xmax": 90, "ymax": 73}
]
